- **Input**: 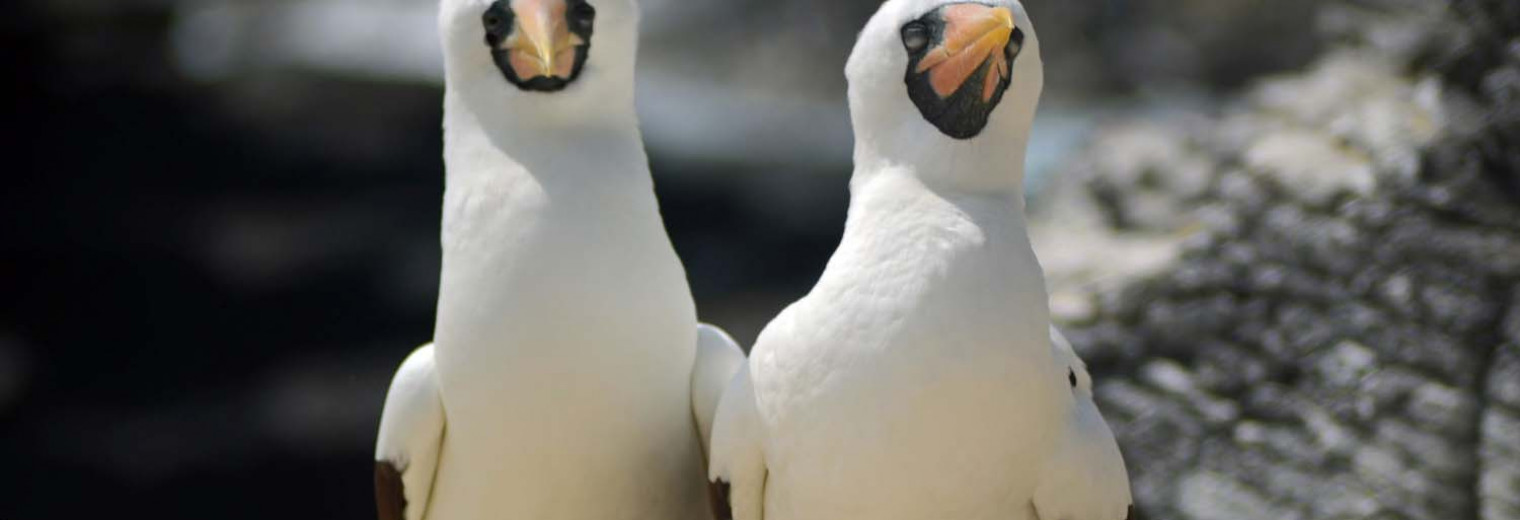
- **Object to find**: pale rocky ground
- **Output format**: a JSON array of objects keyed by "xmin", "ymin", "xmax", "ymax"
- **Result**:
[{"xmin": 1029, "ymin": 1, "xmax": 1520, "ymax": 518}]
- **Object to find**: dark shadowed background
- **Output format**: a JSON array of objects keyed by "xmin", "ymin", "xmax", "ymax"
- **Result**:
[{"xmin": 7, "ymin": 0, "xmax": 1517, "ymax": 519}]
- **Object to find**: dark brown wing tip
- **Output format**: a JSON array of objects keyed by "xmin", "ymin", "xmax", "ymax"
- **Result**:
[
  {"xmin": 375, "ymin": 460, "xmax": 407, "ymax": 520},
  {"xmin": 707, "ymin": 479, "xmax": 733, "ymax": 520}
]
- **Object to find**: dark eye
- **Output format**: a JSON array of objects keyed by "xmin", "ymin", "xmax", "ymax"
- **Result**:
[
  {"xmin": 482, "ymin": 7, "xmax": 510, "ymax": 46},
  {"xmin": 571, "ymin": 2, "xmax": 596, "ymax": 27},
  {"xmin": 1008, "ymin": 27, "xmax": 1025, "ymax": 55},
  {"xmin": 1068, "ymin": 368, "xmax": 1077, "ymax": 388},
  {"xmin": 901, "ymin": 21, "xmax": 930, "ymax": 52}
]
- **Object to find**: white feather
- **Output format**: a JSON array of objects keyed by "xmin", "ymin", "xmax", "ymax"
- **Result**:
[
  {"xmin": 1034, "ymin": 327, "xmax": 1133, "ymax": 520},
  {"xmin": 375, "ymin": 344, "xmax": 446, "ymax": 520},
  {"xmin": 693, "ymin": 324, "xmax": 747, "ymax": 458},
  {"xmin": 710, "ymin": 362, "xmax": 767, "ymax": 520}
]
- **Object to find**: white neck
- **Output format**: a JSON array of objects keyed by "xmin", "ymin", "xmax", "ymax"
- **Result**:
[
  {"xmin": 811, "ymin": 141, "xmax": 1045, "ymax": 350},
  {"xmin": 441, "ymin": 87, "xmax": 652, "ymax": 198},
  {"xmin": 835, "ymin": 85, "xmax": 1044, "ymax": 283},
  {"xmin": 849, "ymin": 126, "xmax": 1031, "ymax": 203},
  {"xmin": 814, "ymin": 121, "xmax": 1045, "ymax": 356},
  {"xmin": 432, "ymin": 85, "xmax": 691, "ymax": 358}
]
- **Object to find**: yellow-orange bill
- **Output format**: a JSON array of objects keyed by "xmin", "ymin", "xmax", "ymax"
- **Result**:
[
  {"xmin": 501, "ymin": 0, "xmax": 583, "ymax": 80},
  {"xmin": 915, "ymin": 5, "xmax": 1015, "ymax": 100}
]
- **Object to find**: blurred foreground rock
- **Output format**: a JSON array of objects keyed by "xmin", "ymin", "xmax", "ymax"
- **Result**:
[{"xmin": 1031, "ymin": 1, "xmax": 1520, "ymax": 519}]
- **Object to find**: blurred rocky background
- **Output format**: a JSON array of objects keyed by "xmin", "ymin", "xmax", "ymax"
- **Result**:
[
  {"xmin": 1, "ymin": 0, "xmax": 1512, "ymax": 518},
  {"xmin": 1031, "ymin": 0, "xmax": 1520, "ymax": 519}
]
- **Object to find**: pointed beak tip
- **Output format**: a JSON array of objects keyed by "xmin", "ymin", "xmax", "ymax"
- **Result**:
[{"xmin": 533, "ymin": 45, "xmax": 557, "ymax": 75}]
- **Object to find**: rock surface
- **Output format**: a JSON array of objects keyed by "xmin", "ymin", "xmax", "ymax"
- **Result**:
[{"xmin": 1031, "ymin": 1, "xmax": 1520, "ymax": 519}]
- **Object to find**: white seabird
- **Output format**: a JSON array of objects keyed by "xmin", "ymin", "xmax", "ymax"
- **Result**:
[
  {"xmin": 707, "ymin": 0, "xmax": 1131, "ymax": 519},
  {"xmin": 372, "ymin": 0, "xmax": 745, "ymax": 519}
]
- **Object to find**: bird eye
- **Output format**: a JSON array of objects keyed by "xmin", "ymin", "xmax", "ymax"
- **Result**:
[
  {"xmin": 901, "ymin": 22, "xmax": 930, "ymax": 52},
  {"xmin": 1068, "ymin": 368, "xmax": 1077, "ymax": 388},
  {"xmin": 482, "ymin": 8, "xmax": 509, "ymax": 46},
  {"xmin": 571, "ymin": 2, "xmax": 596, "ymax": 28}
]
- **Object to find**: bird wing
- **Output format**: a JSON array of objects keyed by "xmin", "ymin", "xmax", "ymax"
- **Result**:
[
  {"xmin": 692, "ymin": 323, "xmax": 747, "ymax": 460},
  {"xmin": 1031, "ymin": 327, "xmax": 1133, "ymax": 520},
  {"xmin": 375, "ymin": 344, "xmax": 447, "ymax": 520},
  {"xmin": 708, "ymin": 361, "xmax": 767, "ymax": 520}
]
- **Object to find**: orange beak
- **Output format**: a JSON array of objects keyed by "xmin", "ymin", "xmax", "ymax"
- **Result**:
[
  {"xmin": 914, "ymin": 5, "xmax": 1015, "ymax": 101},
  {"xmin": 501, "ymin": 0, "xmax": 584, "ymax": 79}
]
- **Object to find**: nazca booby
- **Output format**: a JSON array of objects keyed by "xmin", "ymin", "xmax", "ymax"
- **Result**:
[
  {"xmin": 707, "ymin": 0, "xmax": 1131, "ymax": 519},
  {"xmin": 372, "ymin": 0, "xmax": 745, "ymax": 519}
]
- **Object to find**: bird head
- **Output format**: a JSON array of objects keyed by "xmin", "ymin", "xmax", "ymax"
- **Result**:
[
  {"xmin": 439, "ymin": 0, "xmax": 639, "ymax": 128},
  {"xmin": 846, "ymin": 0, "xmax": 1043, "ymax": 189}
]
